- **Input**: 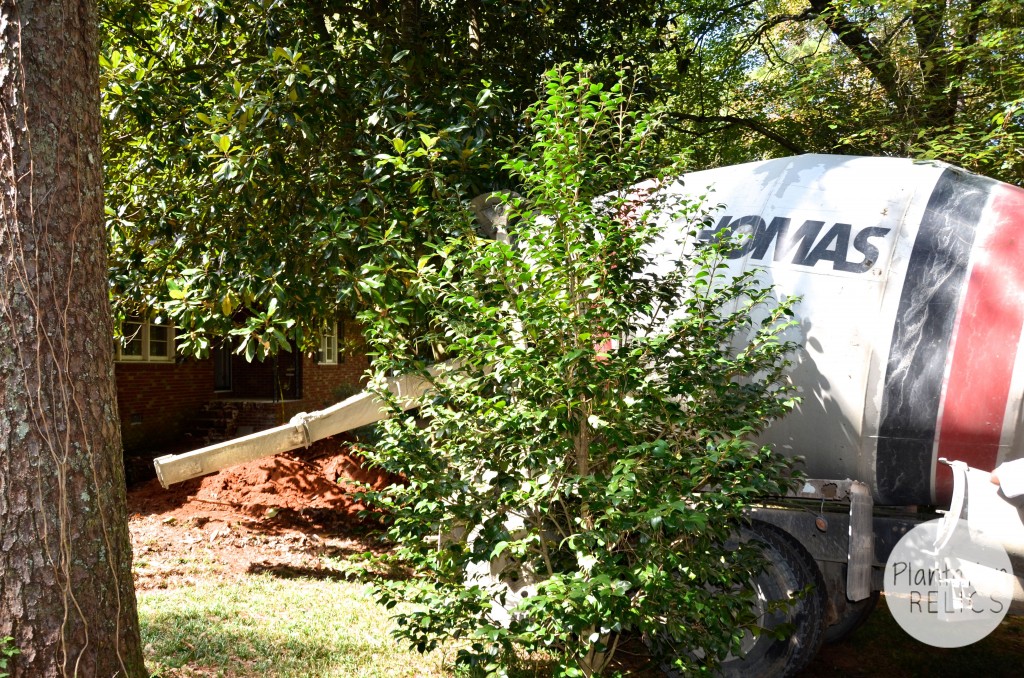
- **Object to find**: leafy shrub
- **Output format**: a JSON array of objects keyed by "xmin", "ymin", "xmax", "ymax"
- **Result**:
[
  {"xmin": 0, "ymin": 636, "xmax": 19, "ymax": 678},
  {"xmin": 360, "ymin": 62, "xmax": 799, "ymax": 676}
]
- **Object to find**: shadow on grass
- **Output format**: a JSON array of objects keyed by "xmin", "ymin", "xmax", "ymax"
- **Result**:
[
  {"xmin": 246, "ymin": 561, "xmax": 355, "ymax": 582},
  {"xmin": 246, "ymin": 544, "xmax": 410, "ymax": 583},
  {"xmin": 139, "ymin": 584, "xmax": 439, "ymax": 678},
  {"xmin": 257, "ymin": 506, "xmax": 388, "ymax": 536},
  {"xmin": 804, "ymin": 595, "xmax": 1024, "ymax": 677},
  {"xmin": 245, "ymin": 560, "xmax": 408, "ymax": 584},
  {"xmin": 143, "ymin": 607, "xmax": 337, "ymax": 676},
  {"xmin": 143, "ymin": 572, "xmax": 1024, "ymax": 677}
]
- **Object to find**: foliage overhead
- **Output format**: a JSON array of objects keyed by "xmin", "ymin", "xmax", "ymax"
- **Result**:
[
  {"xmin": 101, "ymin": 1, "xmax": 1024, "ymax": 363},
  {"xmin": 358, "ymin": 64, "xmax": 799, "ymax": 676},
  {"xmin": 651, "ymin": 0, "xmax": 1024, "ymax": 184},
  {"xmin": 100, "ymin": 0, "xmax": 667, "ymax": 359}
]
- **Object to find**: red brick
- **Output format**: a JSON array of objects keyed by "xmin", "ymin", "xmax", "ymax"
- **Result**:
[{"xmin": 115, "ymin": 321, "xmax": 372, "ymax": 453}]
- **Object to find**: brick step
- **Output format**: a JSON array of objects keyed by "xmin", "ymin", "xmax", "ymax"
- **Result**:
[{"xmin": 189, "ymin": 401, "xmax": 243, "ymax": 445}]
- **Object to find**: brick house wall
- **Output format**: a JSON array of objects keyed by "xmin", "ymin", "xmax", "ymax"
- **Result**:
[
  {"xmin": 116, "ymin": 358, "xmax": 215, "ymax": 453},
  {"xmin": 274, "ymin": 321, "xmax": 371, "ymax": 424},
  {"xmin": 116, "ymin": 319, "xmax": 371, "ymax": 454},
  {"xmin": 302, "ymin": 335, "xmax": 371, "ymax": 409}
]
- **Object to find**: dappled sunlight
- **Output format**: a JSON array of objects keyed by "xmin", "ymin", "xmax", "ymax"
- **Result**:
[{"xmin": 139, "ymin": 575, "xmax": 448, "ymax": 678}]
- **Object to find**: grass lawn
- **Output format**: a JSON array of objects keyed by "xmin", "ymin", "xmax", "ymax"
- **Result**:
[
  {"xmin": 139, "ymin": 574, "xmax": 448, "ymax": 678},
  {"xmin": 127, "ymin": 460, "xmax": 1024, "ymax": 677},
  {"xmin": 137, "ymin": 566, "xmax": 1024, "ymax": 677},
  {"xmin": 807, "ymin": 595, "xmax": 1024, "ymax": 678}
]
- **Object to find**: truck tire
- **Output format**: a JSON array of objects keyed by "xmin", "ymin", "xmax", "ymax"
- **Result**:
[
  {"xmin": 658, "ymin": 521, "xmax": 827, "ymax": 678},
  {"xmin": 823, "ymin": 590, "xmax": 879, "ymax": 644}
]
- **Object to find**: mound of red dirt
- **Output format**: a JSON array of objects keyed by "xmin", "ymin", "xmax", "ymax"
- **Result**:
[
  {"xmin": 128, "ymin": 437, "xmax": 396, "ymax": 526},
  {"xmin": 127, "ymin": 438, "xmax": 399, "ymax": 589}
]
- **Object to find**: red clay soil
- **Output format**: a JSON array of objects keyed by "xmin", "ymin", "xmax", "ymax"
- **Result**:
[
  {"xmin": 129, "ymin": 437, "xmax": 394, "ymax": 522},
  {"xmin": 127, "ymin": 438, "xmax": 399, "ymax": 589}
]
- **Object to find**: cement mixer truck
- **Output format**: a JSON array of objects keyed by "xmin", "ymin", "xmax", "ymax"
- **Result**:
[{"xmin": 153, "ymin": 154, "xmax": 1024, "ymax": 676}]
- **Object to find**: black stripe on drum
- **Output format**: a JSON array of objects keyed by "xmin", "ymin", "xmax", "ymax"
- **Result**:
[{"xmin": 875, "ymin": 168, "xmax": 990, "ymax": 505}]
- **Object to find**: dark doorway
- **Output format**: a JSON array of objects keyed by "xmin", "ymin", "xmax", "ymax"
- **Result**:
[
  {"xmin": 213, "ymin": 344, "xmax": 233, "ymax": 392},
  {"xmin": 273, "ymin": 351, "xmax": 302, "ymax": 401}
]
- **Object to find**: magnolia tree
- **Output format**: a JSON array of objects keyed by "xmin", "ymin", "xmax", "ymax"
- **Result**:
[{"xmin": 360, "ymin": 64, "xmax": 800, "ymax": 676}]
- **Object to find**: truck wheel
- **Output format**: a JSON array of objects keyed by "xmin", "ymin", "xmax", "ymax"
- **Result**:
[
  {"xmin": 657, "ymin": 521, "xmax": 827, "ymax": 678},
  {"xmin": 823, "ymin": 590, "xmax": 878, "ymax": 644}
]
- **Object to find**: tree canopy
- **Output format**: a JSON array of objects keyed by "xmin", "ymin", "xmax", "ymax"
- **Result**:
[
  {"xmin": 654, "ymin": 0, "xmax": 1024, "ymax": 182},
  {"xmin": 101, "ymin": 0, "xmax": 1024, "ymax": 360},
  {"xmin": 100, "ymin": 0, "xmax": 667, "ymax": 359}
]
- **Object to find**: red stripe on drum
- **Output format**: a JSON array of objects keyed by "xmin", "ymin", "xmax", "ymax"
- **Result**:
[{"xmin": 936, "ymin": 184, "xmax": 1024, "ymax": 502}]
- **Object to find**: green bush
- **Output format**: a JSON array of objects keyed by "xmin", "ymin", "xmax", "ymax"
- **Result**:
[
  {"xmin": 360, "ymin": 62, "xmax": 799, "ymax": 676},
  {"xmin": 0, "ymin": 636, "xmax": 19, "ymax": 678}
]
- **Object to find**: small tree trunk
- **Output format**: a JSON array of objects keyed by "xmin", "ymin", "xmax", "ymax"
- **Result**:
[
  {"xmin": 0, "ymin": 0, "xmax": 148, "ymax": 675},
  {"xmin": 579, "ymin": 627, "xmax": 616, "ymax": 676},
  {"xmin": 467, "ymin": 0, "xmax": 482, "ymax": 62}
]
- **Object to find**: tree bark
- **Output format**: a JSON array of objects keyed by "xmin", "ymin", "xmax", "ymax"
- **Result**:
[
  {"xmin": 807, "ymin": 0, "xmax": 910, "ymax": 116},
  {"xmin": 0, "ymin": 0, "xmax": 147, "ymax": 676},
  {"xmin": 668, "ymin": 113, "xmax": 808, "ymax": 155},
  {"xmin": 911, "ymin": 0, "xmax": 955, "ymax": 129},
  {"xmin": 467, "ymin": 0, "xmax": 482, "ymax": 62}
]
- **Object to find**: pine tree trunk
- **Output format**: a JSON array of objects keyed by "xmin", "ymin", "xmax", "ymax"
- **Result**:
[{"xmin": 0, "ymin": 0, "xmax": 147, "ymax": 675}]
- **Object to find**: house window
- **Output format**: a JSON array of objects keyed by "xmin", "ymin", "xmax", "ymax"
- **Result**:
[
  {"xmin": 318, "ymin": 321, "xmax": 338, "ymax": 365},
  {"xmin": 116, "ymin": 319, "xmax": 175, "ymax": 362}
]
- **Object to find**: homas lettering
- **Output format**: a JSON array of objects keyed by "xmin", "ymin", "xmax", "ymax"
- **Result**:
[{"xmin": 699, "ymin": 215, "xmax": 892, "ymax": 273}]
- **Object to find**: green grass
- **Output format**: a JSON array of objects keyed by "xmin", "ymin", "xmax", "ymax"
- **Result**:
[
  {"xmin": 139, "ymin": 572, "xmax": 1024, "ymax": 677},
  {"xmin": 808, "ymin": 595, "xmax": 1024, "ymax": 677},
  {"xmin": 139, "ymin": 574, "xmax": 448, "ymax": 678}
]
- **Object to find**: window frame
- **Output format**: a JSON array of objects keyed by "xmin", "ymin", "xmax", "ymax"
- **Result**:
[
  {"xmin": 318, "ymin": 321, "xmax": 339, "ymax": 365},
  {"xmin": 115, "ymin": 318, "xmax": 176, "ymax": 363}
]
